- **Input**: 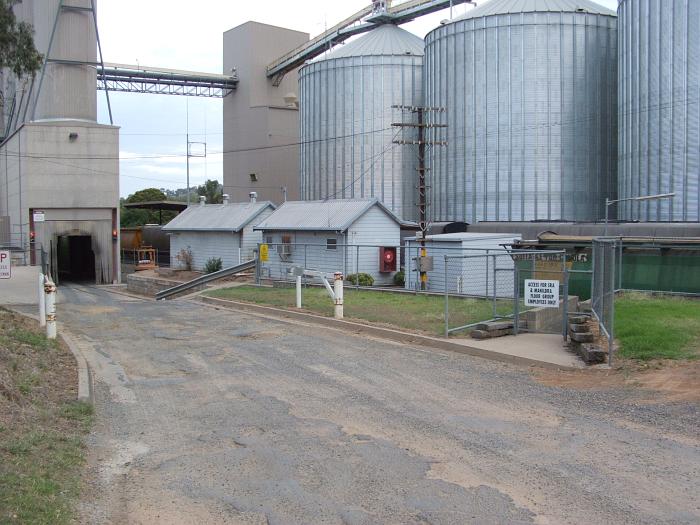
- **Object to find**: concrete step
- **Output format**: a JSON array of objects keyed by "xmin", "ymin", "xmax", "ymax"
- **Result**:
[
  {"xmin": 568, "ymin": 322, "xmax": 590, "ymax": 334},
  {"xmin": 571, "ymin": 332, "xmax": 595, "ymax": 343},
  {"xmin": 578, "ymin": 344, "xmax": 607, "ymax": 365},
  {"xmin": 470, "ymin": 327, "xmax": 514, "ymax": 340},
  {"xmin": 569, "ymin": 315, "xmax": 589, "ymax": 325},
  {"xmin": 475, "ymin": 320, "xmax": 514, "ymax": 331}
]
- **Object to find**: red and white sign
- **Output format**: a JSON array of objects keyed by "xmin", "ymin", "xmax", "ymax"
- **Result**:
[{"xmin": 0, "ymin": 250, "xmax": 11, "ymax": 279}]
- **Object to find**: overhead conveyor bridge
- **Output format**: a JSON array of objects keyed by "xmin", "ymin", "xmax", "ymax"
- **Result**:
[
  {"xmin": 97, "ymin": 63, "xmax": 238, "ymax": 98},
  {"xmin": 266, "ymin": 0, "xmax": 474, "ymax": 84}
]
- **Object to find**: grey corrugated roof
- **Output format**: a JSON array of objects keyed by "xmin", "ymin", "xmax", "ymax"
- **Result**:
[
  {"xmin": 162, "ymin": 201, "xmax": 275, "ymax": 232},
  {"xmin": 253, "ymin": 199, "xmax": 409, "ymax": 232},
  {"xmin": 320, "ymin": 24, "xmax": 424, "ymax": 60},
  {"xmin": 453, "ymin": 0, "xmax": 615, "ymax": 20}
]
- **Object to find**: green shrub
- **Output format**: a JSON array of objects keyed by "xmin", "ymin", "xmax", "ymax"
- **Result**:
[
  {"xmin": 204, "ymin": 257, "xmax": 223, "ymax": 274},
  {"xmin": 393, "ymin": 270, "xmax": 405, "ymax": 287},
  {"xmin": 346, "ymin": 273, "xmax": 374, "ymax": 287}
]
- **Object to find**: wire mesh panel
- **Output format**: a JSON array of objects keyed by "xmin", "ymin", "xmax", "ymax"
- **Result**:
[
  {"xmin": 592, "ymin": 239, "xmax": 617, "ymax": 365},
  {"xmin": 256, "ymin": 243, "xmax": 401, "ymax": 287},
  {"xmin": 443, "ymin": 250, "xmax": 568, "ymax": 337}
]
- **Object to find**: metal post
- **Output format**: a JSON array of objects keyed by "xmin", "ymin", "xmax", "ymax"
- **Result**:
[
  {"xmin": 44, "ymin": 278, "xmax": 57, "ymax": 340},
  {"xmin": 38, "ymin": 272, "xmax": 46, "ymax": 327},
  {"xmin": 618, "ymin": 241, "xmax": 623, "ymax": 291},
  {"xmin": 415, "ymin": 245, "xmax": 420, "ymax": 294},
  {"xmin": 296, "ymin": 275, "xmax": 302, "ymax": 308},
  {"xmin": 609, "ymin": 243, "xmax": 616, "ymax": 367},
  {"xmin": 514, "ymin": 267, "xmax": 520, "ymax": 335},
  {"xmin": 485, "ymin": 251, "xmax": 490, "ymax": 298},
  {"xmin": 562, "ymin": 263, "xmax": 569, "ymax": 341},
  {"xmin": 492, "ymin": 254, "xmax": 497, "ymax": 318},
  {"xmin": 333, "ymin": 272, "xmax": 344, "ymax": 319},
  {"xmin": 356, "ymin": 245, "xmax": 360, "ymax": 290},
  {"xmin": 444, "ymin": 255, "xmax": 449, "ymax": 337}
]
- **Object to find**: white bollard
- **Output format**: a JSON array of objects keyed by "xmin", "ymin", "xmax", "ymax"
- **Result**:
[
  {"xmin": 296, "ymin": 275, "xmax": 302, "ymax": 308},
  {"xmin": 333, "ymin": 272, "xmax": 344, "ymax": 319},
  {"xmin": 44, "ymin": 278, "xmax": 57, "ymax": 340},
  {"xmin": 38, "ymin": 273, "xmax": 46, "ymax": 327}
]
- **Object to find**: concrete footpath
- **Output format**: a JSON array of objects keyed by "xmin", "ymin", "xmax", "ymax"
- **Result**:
[
  {"xmin": 198, "ymin": 296, "xmax": 585, "ymax": 370},
  {"xmin": 0, "ymin": 265, "xmax": 41, "ymax": 305}
]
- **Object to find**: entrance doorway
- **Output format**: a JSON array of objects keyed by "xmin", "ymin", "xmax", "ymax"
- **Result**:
[{"xmin": 57, "ymin": 235, "xmax": 96, "ymax": 283}]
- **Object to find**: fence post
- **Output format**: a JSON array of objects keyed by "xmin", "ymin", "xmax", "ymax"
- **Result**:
[
  {"xmin": 415, "ymin": 245, "xmax": 420, "ymax": 294},
  {"xmin": 255, "ymin": 244, "xmax": 260, "ymax": 284},
  {"xmin": 514, "ymin": 267, "xmax": 520, "ymax": 335},
  {"xmin": 444, "ymin": 255, "xmax": 449, "ymax": 337},
  {"xmin": 492, "ymin": 254, "xmax": 497, "ymax": 318},
  {"xmin": 38, "ymin": 272, "xmax": 46, "ymax": 327},
  {"xmin": 356, "ymin": 246, "xmax": 360, "ymax": 290},
  {"xmin": 44, "ymin": 278, "xmax": 57, "ymax": 340},
  {"xmin": 334, "ymin": 272, "xmax": 344, "ymax": 319},
  {"xmin": 562, "ymin": 260, "xmax": 569, "ymax": 342},
  {"xmin": 609, "ymin": 243, "xmax": 616, "ymax": 367},
  {"xmin": 296, "ymin": 275, "xmax": 302, "ymax": 308},
  {"xmin": 618, "ymin": 240, "xmax": 623, "ymax": 291}
]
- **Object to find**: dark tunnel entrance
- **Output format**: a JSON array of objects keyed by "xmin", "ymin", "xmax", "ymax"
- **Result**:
[{"xmin": 57, "ymin": 235, "xmax": 96, "ymax": 283}]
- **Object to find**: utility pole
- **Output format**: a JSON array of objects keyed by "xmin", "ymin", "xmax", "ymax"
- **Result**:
[{"xmin": 392, "ymin": 105, "xmax": 447, "ymax": 290}]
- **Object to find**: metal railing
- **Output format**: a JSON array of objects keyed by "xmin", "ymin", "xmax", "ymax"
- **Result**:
[
  {"xmin": 592, "ymin": 239, "xmax": 617, "ymax": 366},
  {"xmin": 156, "ymin": 259, "xmax": 256, "ymax": 301}
]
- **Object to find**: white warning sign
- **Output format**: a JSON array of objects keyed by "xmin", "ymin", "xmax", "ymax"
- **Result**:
[
  {"xmin": 524, "ymin": 279, "xmax": 559, "ymax": 308},
  {"xmin": 0, "ymin": 250, "xmax": 11, "ymax": 279}
]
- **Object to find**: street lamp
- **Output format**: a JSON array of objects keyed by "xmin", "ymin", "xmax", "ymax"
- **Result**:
[{"xmin": 604, "ymin": 192, "xmax": 676, "ymax": 236}]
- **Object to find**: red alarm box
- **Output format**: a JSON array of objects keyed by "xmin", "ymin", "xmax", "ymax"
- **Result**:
[{"xmin": 379, "ymin": 246, "xmax": 397, "ymax": 272}]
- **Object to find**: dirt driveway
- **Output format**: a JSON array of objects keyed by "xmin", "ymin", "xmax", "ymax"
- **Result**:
[{"xmin": 41, "ymin": 285, "xmax": 700, "ymax": 524}]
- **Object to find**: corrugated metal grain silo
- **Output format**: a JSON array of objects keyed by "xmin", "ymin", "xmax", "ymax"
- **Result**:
[
  {"xmin": 618, "ymin": 0, "xmax": 700, "ymax": 222},
  {"xmin": 299, "ymin": 24, "xmax": 424, "ymax": 221},
  {"xmin": 424, "ymin": 0, "xmax": 618, "ymax": 223}
]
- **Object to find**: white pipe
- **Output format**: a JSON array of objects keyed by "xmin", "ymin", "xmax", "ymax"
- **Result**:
[
  {"xmin": 38, "ymin": 272, "xmax": 46, "ymax": 327},
  {"xmin": 296, "ymin": 275, "xmax": 302, "ymax": 308},
  {"xmin": 333, "ymin": 272, "xmax": 344, "ymax": 319},
  {"xmin": 44, "ymin": 278, "xmax": 57, "ymax": 339}
]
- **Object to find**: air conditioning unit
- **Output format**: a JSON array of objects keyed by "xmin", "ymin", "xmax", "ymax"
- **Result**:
[{"xmin": 379, "ymin": 246, "xmax": 397, "ymax": 273}]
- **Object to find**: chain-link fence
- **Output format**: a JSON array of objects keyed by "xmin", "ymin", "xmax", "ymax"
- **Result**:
[
  {"xmin": 0, "ymin": 243, "xmax": 48, "ymax": 271},
  {"xmin": 443, "ymin": 250, "xmax": 569, "ymax": 337},
  {"xmin": 592, "ymin": 239, "xmax": 617, "ymax": 365},
  {"xmin": 256, "ymin": 243, "xmax": 402, "ymax": 288}
]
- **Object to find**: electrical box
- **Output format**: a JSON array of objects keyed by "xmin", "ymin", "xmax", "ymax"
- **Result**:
[
  {"xmin": 379, "ymin": 246, "xmax": 397, "ymax": 272},
  {"xmin": 417, "ymin": 256, "xmax": 434, "ymax": 272}
]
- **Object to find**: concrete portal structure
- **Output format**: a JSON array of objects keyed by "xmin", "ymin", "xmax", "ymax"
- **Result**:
[
  {"xmin": 0, "ymin": 0, "xmax": 120, "ymax": 284},
  {"xmin": 223, "ymin": 22, "xmax": 309, "ymax": 205}
]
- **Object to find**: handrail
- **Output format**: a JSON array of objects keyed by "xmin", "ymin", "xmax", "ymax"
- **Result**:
[{"xmin": 156, "ymin": 259, "xmax": 255, "ymax": 301}]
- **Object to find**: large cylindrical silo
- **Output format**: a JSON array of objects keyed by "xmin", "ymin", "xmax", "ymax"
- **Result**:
[
  {"xmin": 425, "ymin": 0, "xmax": 617, "ymax": 223},
  {"xmin": 618, "ymin": 0, "xmax": 700, "ymax": 222},
  {"xmin": 299, "ymin": 24, "xmax": 424, "ymax": 221}
]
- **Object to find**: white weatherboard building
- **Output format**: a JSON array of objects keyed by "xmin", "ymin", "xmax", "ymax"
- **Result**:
[
  {"xmin": 254, "ymin": 199, "xmax": 409, "ymax": 285},
  {"xmin": 405, "ymin": 233, "xmax": 522, "ymax": 295},
  {"xmin": 163, "ymin": 197, "xmax": 275, "ymax": 271}
]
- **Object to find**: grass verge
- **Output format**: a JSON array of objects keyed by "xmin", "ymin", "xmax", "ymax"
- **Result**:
[
  {"xmin": 615, "ymin": 294, "xmax": 700, "ymax": 361},
  {"xmin": 206, "ymin": 284, "xmax": 512, "ymax": 336},
  {"xmin": 0, "ymin": 308, "xmax": 93, "ymax": 524}
]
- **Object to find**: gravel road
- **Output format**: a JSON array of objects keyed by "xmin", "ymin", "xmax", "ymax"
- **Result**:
[{"xmin": 49, "ymin": 285, "xmax": 699, "ymax": 524}]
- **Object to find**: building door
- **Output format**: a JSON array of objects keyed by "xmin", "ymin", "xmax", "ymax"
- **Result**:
[{"xmin": 57, "ymin": 235, "xmax": 96, "ymax": 283}]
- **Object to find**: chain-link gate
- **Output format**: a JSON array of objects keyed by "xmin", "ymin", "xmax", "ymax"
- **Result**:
[
  {"xmin": 444, "ymin": 250, "xmax": 568, "ymax": 337},
  {"xmin": 592, "ymin": 239, "xmax": 617, "ymax": 366}
]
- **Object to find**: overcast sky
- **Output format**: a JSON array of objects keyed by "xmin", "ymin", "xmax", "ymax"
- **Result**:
[{"xmin": 95, "ymin": 0, "xmax": 618, "ymax": 197}]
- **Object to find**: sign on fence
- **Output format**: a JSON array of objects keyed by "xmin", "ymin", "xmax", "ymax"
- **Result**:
[
  {"xmin": 259, "ymin": 244, "xmax": 269, "ymax": 262},
  {"xmin": 0, "ymin": 250, "xmax": 11, "ymax": 279},
  {"xmin": 524, "ymin": 279, "xmax": 559, "ymax": 308},
  {"xmin": 33, "ymin": 211, "xmax": 45, "ymax": 223}
]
